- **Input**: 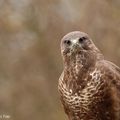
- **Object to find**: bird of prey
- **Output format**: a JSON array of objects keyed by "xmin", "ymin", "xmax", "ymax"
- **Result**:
[{"xmin": 58, "ymin": 31, "xmax": 120, "ymax": 120}]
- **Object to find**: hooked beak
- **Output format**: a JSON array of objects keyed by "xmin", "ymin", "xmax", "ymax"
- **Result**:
[{"xmin": 71, "ymin": 39, "xmax": 81, "ymax": 51}]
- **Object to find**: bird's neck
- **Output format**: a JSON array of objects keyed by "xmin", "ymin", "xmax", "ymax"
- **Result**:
[
  {"xmin": 63, "ymin": 50, "xmax": 104, "ymax": 80},
  {"xmin": 65, "ymin": 50, "xmax": 102, "ymax": 67}
]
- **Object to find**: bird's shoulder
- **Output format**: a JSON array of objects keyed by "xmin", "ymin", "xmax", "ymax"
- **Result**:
[
  {"xmin": 104, "ymin": 60, "xmax": 120, "ymax": 74},
  {"xmin": 96, "ymin": 59, "xmax": 120, "ymax": 88},
  {"xmin": 96, "ymin": 59, "xmax": 120, "ymax": 77}
]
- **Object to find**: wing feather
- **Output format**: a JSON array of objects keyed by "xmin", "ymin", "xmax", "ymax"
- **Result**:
[{"xmin": 98, "ymin": 60, "xmax": 120, "ymax": 90}]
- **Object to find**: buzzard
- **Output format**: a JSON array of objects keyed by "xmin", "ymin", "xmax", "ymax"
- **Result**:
[{"xmin": 58, "ymin": 31, "xmax": 120, "ymax": 120}]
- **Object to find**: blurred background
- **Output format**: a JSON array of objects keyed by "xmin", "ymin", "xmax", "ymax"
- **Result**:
[{"xmin": 0, "ymin": 0, "xmax": 120, "ymax": 120}]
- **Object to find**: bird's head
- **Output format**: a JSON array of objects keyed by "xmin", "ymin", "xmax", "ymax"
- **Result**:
[{"xmin": 61, "ymin": 31, "xmax": 103, "ymax": 66}]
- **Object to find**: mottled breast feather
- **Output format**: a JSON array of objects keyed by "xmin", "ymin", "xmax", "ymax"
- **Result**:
[{"xmin": 58, "ymin": 31, "xmax": 120, "ymax": 120}]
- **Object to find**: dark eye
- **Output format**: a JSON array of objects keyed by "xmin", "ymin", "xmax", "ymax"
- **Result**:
[
  {"xmin": 79, "ymin": 37, "xmax": 87, "ymax": 43},
  {"xmin": 64, "ymin": 40, "xmax": 71, "ymax": 45}
]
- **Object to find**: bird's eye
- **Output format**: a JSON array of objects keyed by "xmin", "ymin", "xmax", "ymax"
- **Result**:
[
  {"xmin": 79, "ymin": 37, "xmax": 87, "ymax": 43},
  {"xmin": 64, "ymin": 40, "xmax": 71, "ymax": 45}
]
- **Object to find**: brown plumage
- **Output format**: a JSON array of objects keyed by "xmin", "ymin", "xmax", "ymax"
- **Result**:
[{"xmin": 58, "ymin": 31, "xmax": 120, "ymax": 120}]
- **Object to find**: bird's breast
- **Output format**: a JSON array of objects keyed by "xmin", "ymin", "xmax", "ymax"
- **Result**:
[{"xmin": 58, "ymin": 69, "xmax": 104, "ymax": 115}]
